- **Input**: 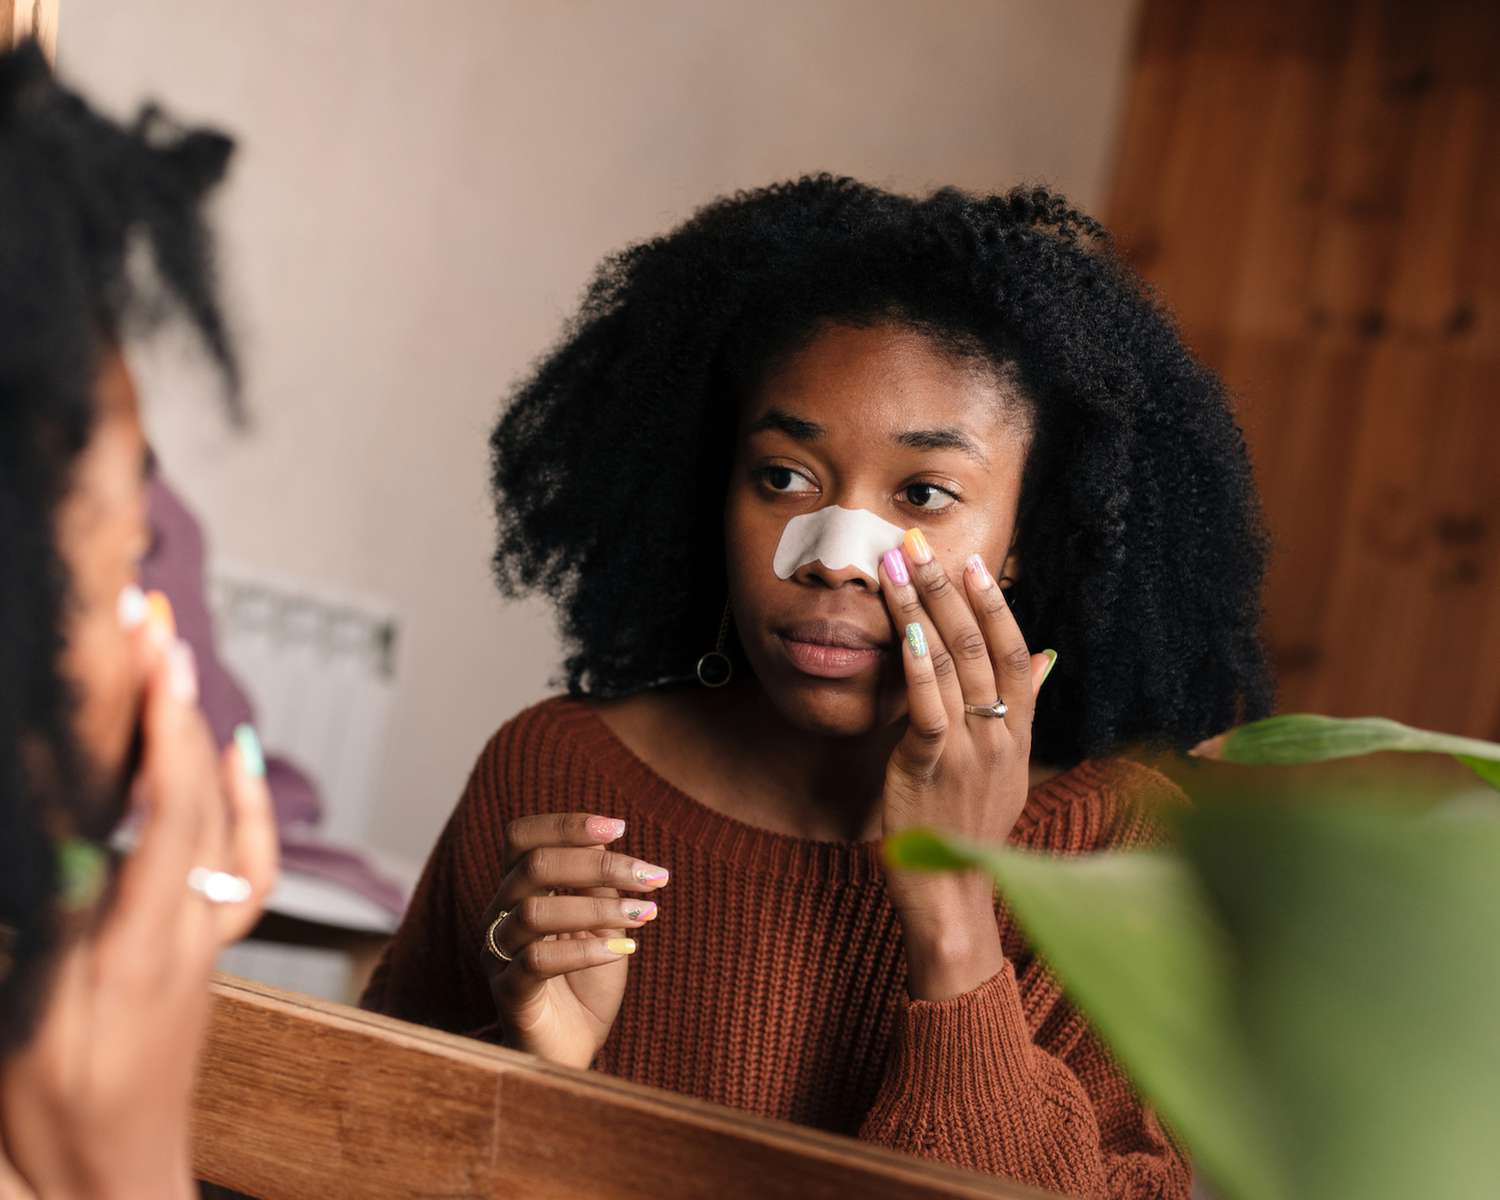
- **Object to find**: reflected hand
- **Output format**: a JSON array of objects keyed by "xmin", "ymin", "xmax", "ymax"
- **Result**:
[
  {"xmin": 482, "ymin": 814, "xmax": 667, "ymax": 1069},
  {"xmin": 877, "ymin": 532, "xmax": 1053, "ymax": 1000}
]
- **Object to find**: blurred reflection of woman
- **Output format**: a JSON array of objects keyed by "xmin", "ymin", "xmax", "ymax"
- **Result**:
[
  {"xmin": 367, "ymin": 178, "xmax": 1273, "ymax": 1197},
  {"xmin": 0, "ymin": 45, "xmax": 276, "ymax": 1198}
]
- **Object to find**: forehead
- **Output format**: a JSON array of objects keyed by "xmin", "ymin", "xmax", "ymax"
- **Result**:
[{"xmin": 744, "ymin": 322, "xmax": 1016, "ymax": 441}]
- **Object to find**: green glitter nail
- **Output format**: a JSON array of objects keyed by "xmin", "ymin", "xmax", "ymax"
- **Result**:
[{"xmin": 57, "ymin": 838, "xmax": 107, "ymax": 911}]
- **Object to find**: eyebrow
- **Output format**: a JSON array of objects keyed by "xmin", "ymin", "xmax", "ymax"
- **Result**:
[
  {"xmin": 748, "ymin": 409, "xmax": 825, "ymax": 441},
  {"xmin": 894, "ymin": 426, "xmax": 989, "ymax": 465}
]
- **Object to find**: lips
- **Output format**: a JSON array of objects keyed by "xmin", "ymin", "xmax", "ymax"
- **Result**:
[{"xmin": 776, "ymin": 619, "xmax": 890, "ymax": 679}]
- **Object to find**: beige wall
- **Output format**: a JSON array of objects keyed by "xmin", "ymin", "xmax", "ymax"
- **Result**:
[{"xmin": 62, "ymin": 0, "xmax": 1138, "ymax": 863}]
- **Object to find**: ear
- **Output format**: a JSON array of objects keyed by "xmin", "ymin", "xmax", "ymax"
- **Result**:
[{"xmin": 999, "ymin": 547, "xmax": 1021, "ymax": 588}]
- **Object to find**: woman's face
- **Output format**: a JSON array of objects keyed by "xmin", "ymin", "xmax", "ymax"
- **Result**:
[
  {"xmin": 54, "ymin": 350, "xmax": 152, "ymax": 811},
  {"xmin": 725, "ymin": 322, "xmax": 1030, "ymax": 737}
]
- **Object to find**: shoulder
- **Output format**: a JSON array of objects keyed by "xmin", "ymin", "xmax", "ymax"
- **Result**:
[
  {"xmin": 461, "ymin": 693, "xmax": 655, "ymax": 829},
  {"xmin": 1011, "ymin": 756, "xmax": 1185, "ymax": 854},
  {"xmin": 468, "ymin": 693, "xmax": 598, "ymax": 803}
]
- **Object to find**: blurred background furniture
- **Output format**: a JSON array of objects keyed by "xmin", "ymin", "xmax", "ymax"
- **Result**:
[{"xmin": 193, "ymin": 975, "xmax": 1052, "ymax": 1200}]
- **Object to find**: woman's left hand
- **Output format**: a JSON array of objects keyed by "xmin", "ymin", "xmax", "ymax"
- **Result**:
[{"xmin": 877, "ymin": 531, "xmax": 1054, "ymax": 1001}]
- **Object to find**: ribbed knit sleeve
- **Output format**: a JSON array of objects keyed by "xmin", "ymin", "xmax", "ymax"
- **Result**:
[{"xmin": 858, "ymin": 765, "xmax": 1194, "ymax": 1194}]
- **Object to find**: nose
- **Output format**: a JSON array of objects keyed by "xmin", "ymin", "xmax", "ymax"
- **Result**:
[{"xmin": 791, "ymin": 558, "xmax": 878, "ymax": 592}]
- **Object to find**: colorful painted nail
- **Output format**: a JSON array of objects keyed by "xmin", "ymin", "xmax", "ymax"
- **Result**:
[
  {"xmin": 168, "ymin": 640, "xmax": 198, "ymax": 703},
  {"xmin": 234, "ymin": 724, "xmax": 266, "ymax": 779},
  {"xmin": 145, "ymin": 590, "xmax": 176, "ymax": 644},
  {"xmin": 965, "ymin": 554, "xmax": 994, "ymax": 590},
  {"xmin": 1040, "ymin": 649, "xmax": 1059, "ymax": 687},
  {"xmin": 881, "ymin": 548, "xmax": 910, "ymax": 587},
  {"xmin": 623, "ymin": 901, "xmax": 658, "ymax": 923},
  {"xmin": 586, "ymin": 816, "xmax": 627, "ymax": 841},
  {"xmin": 634, "ymin": 865, "xmax": 670, "ymax": 886},
  {"xmin": 903, "ymin": 528, "xmax": 933, "ymax": 565},
  {"xmin": 606, "ymin": 938, "xmax": 637, "ymax": 956},
  {"xmin": 905, "ymin": 623, "xmax": 928, "ymax": 659},
  {"xmin": 57, "ymin": 838, "xmax": 108, "ymax": 911},
  {"xmin": 117, "ymin": 584, "xmax": 148, "ymax": 630}
]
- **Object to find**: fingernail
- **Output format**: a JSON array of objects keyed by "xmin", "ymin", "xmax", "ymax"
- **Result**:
[
  {"xmin": 903, "ymin": 528, "xmax": 933, "ymax": 565},
  {"xmin": 167, "ymin": 639, "xmax": 198, "ymax": 703},
  {"xmin": 1040, "ymin": 649, "xmax": 1058, "ymax": 687},
  {"xmin": 634, "ymin": 865, "xmax": 670, "ymax": 886},
  {"xmin": 145, "ymin": 590, "xmax": 176, "ymax": 647},
  {"xmin": 234, "ymin": 724, "xmax": 266, "ymax": 779},
  {"xmin": 965, "ymin": 554, "xmax": 994, "ymax": 590},
  {"xmin": 117, "ymin": 584, "xmax": 148, "ymax": 630},
  {"xmin": 623, "ymin": 900, "xmax": 658, "ymax": 923},
  {"xmin": 57, "ymin": 838, "xmax": 108, "ymax": 911},
  {"xmin": 881, "ymin": 548, "xmax": 910, "ymax": 587},
  {"xmin": 905, "ymin": 623, "xmax": 928, "ymax": 658},
  {"xmin": 606, "ymin": 938, "xmax": 637, "ymax": 956},
  {"xmin": 587, "ymin": 816, "xmax": 626, "ymax": 841}
]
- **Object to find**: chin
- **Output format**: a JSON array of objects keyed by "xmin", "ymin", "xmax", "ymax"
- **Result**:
[{"xmin": 760, "ymin": 671, "xmax": 905, "ymax": 738}]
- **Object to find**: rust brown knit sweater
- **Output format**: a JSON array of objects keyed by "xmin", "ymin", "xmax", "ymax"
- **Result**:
[{"xmin": 363, "ymin": 698, "xmax": 1190, "ymax": 1198}]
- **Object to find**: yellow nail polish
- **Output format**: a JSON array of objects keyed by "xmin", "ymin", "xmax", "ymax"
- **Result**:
[
  {"xmin": 903, "ymin": 528, "xmax": 933, "ymax": 565},
  {"xmin": 145, "ymin": 590, "xmax": 176, "ymax": 642},
  {"xmin": 606, "ymin": 938, "xmax": 637, "ymax": 956}
]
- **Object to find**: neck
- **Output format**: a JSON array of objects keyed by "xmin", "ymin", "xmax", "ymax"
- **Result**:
[{"xmin": 655, "ymin": 679, "xmax": 1057, "ymax": 843}]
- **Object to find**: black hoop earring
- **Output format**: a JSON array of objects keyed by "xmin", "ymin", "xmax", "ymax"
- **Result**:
[{"xmin": 696, "ymin": 601, "xmax": 734, "ymax": 688}]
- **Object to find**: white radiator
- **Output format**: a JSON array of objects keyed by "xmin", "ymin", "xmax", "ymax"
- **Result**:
[{"xmin": 208, "ymin": 564, "xmax": 398, "ymax": 849}]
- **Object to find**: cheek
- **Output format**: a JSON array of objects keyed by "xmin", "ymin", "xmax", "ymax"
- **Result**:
[
  {"xmin": 60, "ymin": 604, "xmax": 144, "ymax": 774},
  {"xmin": 926, "ymin": 504, "xmax": 1015, "ymax": 575},
  {"xmin": 722, "ymin": 485, "xmax": 777, "ymax": 598}
]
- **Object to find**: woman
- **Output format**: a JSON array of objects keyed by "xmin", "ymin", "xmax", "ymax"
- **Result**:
[
  {"xmin": 365, "ymin": 178, "xmax": 1271, "ymax": 1197},
  {"xmin": 0, "ymin": 44, "xmax": 276, "ymax": 1197}
]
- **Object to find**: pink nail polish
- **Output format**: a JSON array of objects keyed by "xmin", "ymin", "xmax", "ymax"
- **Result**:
[
  {"xmin": 168, "ymin": 640, "xmax": 198, "ymax": 703},
  {"xmin": 966, "ymin": 554, "xmax": 994, "ymax": 590},
  {"xmin": 634, "ymin": 865, "xmax": 670, "ymax": 886},
  {"xmin": 881, "ymin": 548, "xmax": 910, "ymax": 587},
  {"xmin": 624, "ymin": 900, "xmax": 659, "ymax": 923},
  {"xmin": 587, "ymin": 816, "xmax": 626, "ymax": 841}
]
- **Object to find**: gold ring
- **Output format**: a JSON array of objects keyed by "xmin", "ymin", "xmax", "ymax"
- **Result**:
[{"xmin": 485, "ymin": 909, "xmax": 514, "ymax": 963}]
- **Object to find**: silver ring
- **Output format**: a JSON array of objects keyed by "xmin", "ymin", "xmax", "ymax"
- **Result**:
[
  {"xmin": 186, "ymin": 866, "xmax": 252, "ymax": 905},
  {"xmin": 963, "ymin": 698, "xmax": 1009, "ymax": 719},
  {"xmin": 485, "ymin": 909, "xmax": 515, "ymax": 963}
]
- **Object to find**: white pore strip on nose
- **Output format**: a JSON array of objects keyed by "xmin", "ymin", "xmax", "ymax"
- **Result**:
[{"xmin": 772, "ymin": 505, "xmax": 906, "ymax": 582}]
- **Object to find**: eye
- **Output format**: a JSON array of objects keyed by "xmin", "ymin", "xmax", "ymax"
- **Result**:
[
  {"xmin": 758, "ymin": 465, "xmax": 818, "ymax": 495},
  {"xmin": 901, "ymin": 482, "xmax": 959, "ymax": 512}
]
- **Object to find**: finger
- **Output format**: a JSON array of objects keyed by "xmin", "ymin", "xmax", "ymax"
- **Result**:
[
  {"xmin": 501, "ymin": 812, "xmax": 627, "ymax": 872},
  {"xmin": 507, "ymin": 934, "xmax": 638, "ymax": 982},
  {"xmin": 213, "ymin": 725, "xmax": 280, "ymax": 944},
  {"xmin": 497, "ymin": 895, "xmax": 658, "ymax": 956},
  {"xmin": 962, "ymin": 557, "xmax": 1039, "ymax": 731},
  {"xmin": 900, "ymin": 529, "xmax": 1001, "ymax": 709},
  {"xmin": 496, "ymin": 846, "xmax": 669, "ymax": 908},
  {"xmin": 105, "ymin": 634, "xmax": 216, "ymax": 949},
  {"xmin": 879, "ymin": 544, "xmax": 962, "ymax": 721},
  {"xmin": 887, "ymin": 614, "xmax": 949, "ymax": 781}
]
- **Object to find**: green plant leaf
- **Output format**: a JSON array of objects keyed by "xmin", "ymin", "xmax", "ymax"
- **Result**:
[
  {"xmin": 1208, "ymin": 714, "xmax": 1500, "ymax": 789},
  {"xmin": 1457, "ymin": 754, "xmax": 1500, "ymax": 789},
  {"xmin": 886, "ymin": 829, "xmax": 1289, "ymax": 1200},
  {"xmin": 1183, "ymin": 800, "xmax": 1500, "ymax": 1200}
]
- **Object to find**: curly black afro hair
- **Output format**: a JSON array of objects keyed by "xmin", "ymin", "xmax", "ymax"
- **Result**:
[
  {"xmin": 491, "ymin": 174, "xmax": 1272, "ymax": 766},
  {"xmin": 0, "ymin": 42, "xmax": 235, "ymax": 1054}
]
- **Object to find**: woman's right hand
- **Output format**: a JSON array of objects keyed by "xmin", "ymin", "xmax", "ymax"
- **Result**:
[
  {"xmin": 481, "ymin": 814, "xmax": 667, "ymax": 1069},
  {"xmin": 0, "ymin": 599, "xmax": 278, "ymax": 1199}
]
